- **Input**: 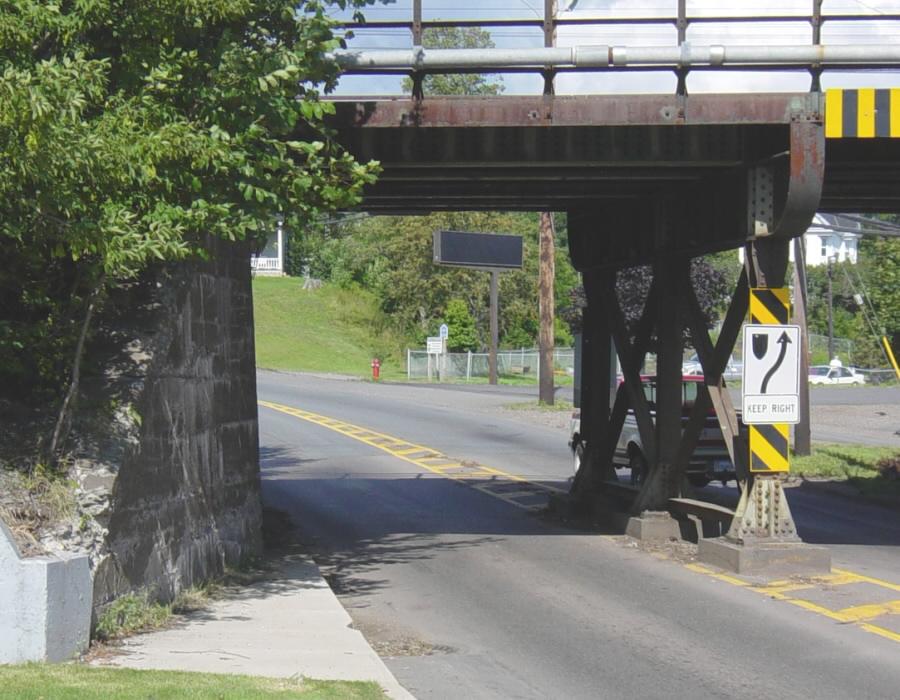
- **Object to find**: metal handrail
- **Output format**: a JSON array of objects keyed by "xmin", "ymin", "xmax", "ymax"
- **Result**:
[{"xmin": 332, "ymin": 1, "xmax": 900, "ymax": 94}]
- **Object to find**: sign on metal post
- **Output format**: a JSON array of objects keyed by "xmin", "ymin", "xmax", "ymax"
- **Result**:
[
  {"xmin": 439, "ymin": 324, "xmax": 449, "ymax": 340},
  {"xmin": 742, "ymin": 287, "xmax": 798, "ymax": 473},
  {"xmin": 426, "ymin": 337, "xmax": 443, "ymax": 354},
  {"xmin": 433, "ymin": 230, "xmax": 523, "ymax": 270},
  {"xmin": 742, "ymin": 325, "xmax": 801, "ymax": 424}
]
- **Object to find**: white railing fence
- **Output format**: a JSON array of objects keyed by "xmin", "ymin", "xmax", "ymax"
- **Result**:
[
  {"xmin": 251, "ymin": 256, "xmax": 280, "ymax": 271},
  {"xmin": 407, "ymin": 347, "xmax": 574, "ymax": 383}
]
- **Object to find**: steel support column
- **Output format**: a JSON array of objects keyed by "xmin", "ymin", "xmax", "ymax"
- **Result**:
[
  {"xmin": 631, "ymin": 259, "xmax": 690, "ymax": 513},
  {"xmin": 571, "ymin": 270, "xmax": 618, "ymax": 495},
  {"xmin": 727, "ymin": 238, "xmax": 801, "ymax": 543}
]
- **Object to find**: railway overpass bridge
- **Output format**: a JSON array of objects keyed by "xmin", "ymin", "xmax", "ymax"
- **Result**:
[{"xmin": 320, "ymin": 3, "xmax": 900, "ymax": 567}]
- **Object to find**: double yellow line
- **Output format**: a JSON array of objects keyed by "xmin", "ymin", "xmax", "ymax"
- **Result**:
[{"xmin": 259, "ymin": 400, "xmax": 566, "ymax": 511}]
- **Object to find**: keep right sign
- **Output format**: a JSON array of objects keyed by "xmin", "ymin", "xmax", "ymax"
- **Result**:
[{"xmin": 741, "ymin": 324, "xmax": 802, "ymax": 425}]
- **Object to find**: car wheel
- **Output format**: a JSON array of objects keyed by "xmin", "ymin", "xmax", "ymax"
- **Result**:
[
  {"xmin": 629, "ymin": 449, "xmax": 648, "ymax": 486},
  {"xmin": 573, "ymin": 441, "xmax": 585, "ymax": 477}
]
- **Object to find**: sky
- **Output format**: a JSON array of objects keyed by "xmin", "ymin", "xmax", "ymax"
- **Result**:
[{"xmin": 325, "ymin": 0, "xmax": 900, "ymax": 95}]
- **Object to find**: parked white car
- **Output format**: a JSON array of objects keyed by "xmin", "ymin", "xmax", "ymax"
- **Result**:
[
  {"xmin": 808, "ymin": 365, "xmax": 866, "ymax": 385},
  {"xmin": 682, "ymin": 353, "xmax": 743, "ymax": 381}
]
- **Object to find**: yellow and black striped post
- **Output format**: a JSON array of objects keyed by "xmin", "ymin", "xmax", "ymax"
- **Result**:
[
  {"xmin": 825, "ymin": 88, "xmax": 900, "ymax": 139},
  {"xmin": 748, "ymin": 287, "xmax": 791, "ymax": 473},
  {"xmin": 748, "ymin": 423, "xmax": 790, "ymax": 473},
  {"xmin": 749, "ymin": 287, "xmax": 789, "ymax": 326}
]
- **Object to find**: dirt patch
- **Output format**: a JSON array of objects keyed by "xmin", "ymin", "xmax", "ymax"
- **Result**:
[
  {"xmin": 349, "ymin": 614, "xmax": 453, "ymax": 658},
  {"xmin": 616, "ymin": 534, "xmax": 700, "ymax": 565}
]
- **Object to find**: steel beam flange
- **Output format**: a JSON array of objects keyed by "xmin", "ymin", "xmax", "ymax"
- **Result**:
[{"xmin": 757, "ymin": 119, "xmax": 825, "ymax": 239}]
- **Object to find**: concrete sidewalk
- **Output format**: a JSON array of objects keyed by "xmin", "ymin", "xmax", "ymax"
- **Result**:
[{"xmin": 93, "ymin": 555, "xmax": 413, "ymax": 699}]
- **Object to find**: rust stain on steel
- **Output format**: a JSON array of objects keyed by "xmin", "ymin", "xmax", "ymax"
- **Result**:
[
  {"xmin": 329, "ymin": 94, "xmax": 819, "ymax": 129},
  {"xmin": 769, "ymin": 119, "xmax": 825, "ymax": 238}
]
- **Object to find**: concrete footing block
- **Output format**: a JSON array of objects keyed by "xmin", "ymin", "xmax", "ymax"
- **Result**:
[
  {"xmin": 1, "ymin": 520, "xmax": 92, "ymax": 663},
  {"xmin": 698, "ymin": 537, "xmax": 831, "ymax": 577},
  {"xmin": 625, "ymin": 511, "xmax": 681, "ymax": 542}
]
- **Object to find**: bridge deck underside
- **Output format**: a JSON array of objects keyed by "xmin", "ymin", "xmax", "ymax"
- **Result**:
[{"xmin": 329, "ymin": 94, "xmax": 900, "ymax": 216}]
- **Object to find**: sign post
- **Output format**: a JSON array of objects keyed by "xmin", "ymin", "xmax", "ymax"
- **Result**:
[
  {"xmin": 426, "ymin": 336, "xmax": 443, "ymax": 382},
  {"xmin": 433, "ymin": 230, "xmax": 523, "ymax": 385}
]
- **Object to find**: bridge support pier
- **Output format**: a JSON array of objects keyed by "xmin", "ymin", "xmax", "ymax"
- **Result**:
[{"xmin": 699, "ymin": 237, "xmax": 831, "ymax": 575}]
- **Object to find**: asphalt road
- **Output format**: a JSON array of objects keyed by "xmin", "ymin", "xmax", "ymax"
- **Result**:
[{"xmin": 257, "ymin": 371, "xmax": 900, "ymax": 699}]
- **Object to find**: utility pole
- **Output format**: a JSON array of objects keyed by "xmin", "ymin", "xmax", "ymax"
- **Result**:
[
  {"xmin": 489, "ymin": 270, "xmax": 499, "ymax": 385},
  {"xmin": 539, "ymin": 212, "xmax": 556, "ymax": 404},
  {"xmin": 793, "ymin": 236, "xmax": 811, "ymax": 455},
  {"xmin": 538, "ymin": 1, "xmax": 557, "ymax": 405},
  {"xmin": 827, "ymin": 255, "xmax": 835, "ymax": 361}
]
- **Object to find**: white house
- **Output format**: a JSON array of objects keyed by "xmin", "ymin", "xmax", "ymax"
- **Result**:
[
  {"xmin": 740, "ymin": 213, "xmax": 861, "ymax": 267},
  {"xmin": 250, "ymin": 217, "xmax": 285, "ymax": 275},
  {"xmin": 799, "ymin": 213, "xmax": 861, "ymax": 266}
]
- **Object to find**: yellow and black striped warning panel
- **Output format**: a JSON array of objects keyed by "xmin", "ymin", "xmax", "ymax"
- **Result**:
[
  {"xmin": 749, "ymin": 423, "xmax": 790, "ymax": 473},
  {"xmin": 749, "ymin": 287, "xmax": 790, "ymax": 325},
  {"xmin": 826, "ymin": 88, "xmax": 900, "ymax": 138}
]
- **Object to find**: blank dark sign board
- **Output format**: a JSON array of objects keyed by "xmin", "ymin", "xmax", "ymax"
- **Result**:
[{"xmin": 433, "ymin": 230, "xmax": 523, "ymax": 270}]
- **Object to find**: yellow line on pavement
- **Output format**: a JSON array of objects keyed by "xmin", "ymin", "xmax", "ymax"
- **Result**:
[
  {"xmin": 683, "ymin": 561, "xmax": 900, "ymax": 645},
  {"xmin": 860, "ymin": 623, "xmax": 900, "ymax": 644},
  {"xmin": 258, "ymin": 400, "xmax": 566, "ymax": 509},
  {"xmin": 833, "ymin": 568, "xmax": 900, "ymax": 593},
  {"xmin": 835, "ymin": 600, "xmax": 900, "ymax": 623}
]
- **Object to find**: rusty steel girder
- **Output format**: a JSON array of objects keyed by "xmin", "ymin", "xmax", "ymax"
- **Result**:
[{"xmin": 329, "ymin": 93, "xmax": 820, "ymax": 129}]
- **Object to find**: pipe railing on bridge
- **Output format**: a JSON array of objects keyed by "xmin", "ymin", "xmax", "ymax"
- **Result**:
[{"xmin": 332, "ymin": 0, "xmax": 900, "ymax": 94}]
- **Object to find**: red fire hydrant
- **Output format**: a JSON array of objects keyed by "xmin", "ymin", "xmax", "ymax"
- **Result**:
[{"xmin": 371, "ymin": 357, "xmax": 381, "ymax": 381}]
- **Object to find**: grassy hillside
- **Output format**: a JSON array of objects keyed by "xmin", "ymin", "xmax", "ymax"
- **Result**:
[{"xmin": 252, "ymin": 277, "xmax": 406, "ymax": 379}]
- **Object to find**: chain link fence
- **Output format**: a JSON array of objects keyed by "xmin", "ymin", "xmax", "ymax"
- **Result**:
[{"xmin": 407, "ymin": 347, "xmax": 574, "ymax": 383}]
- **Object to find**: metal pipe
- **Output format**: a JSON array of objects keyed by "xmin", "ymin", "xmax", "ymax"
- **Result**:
[{"xmin": 329, "ymin": 44, "xmax": 900, "ymax": 70}]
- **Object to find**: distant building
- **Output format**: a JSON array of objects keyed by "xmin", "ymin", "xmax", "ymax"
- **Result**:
[
  {"xmin": 799, "ymin": 213, "xmax": 861, "ymax": 266},
  {"xmin": 250, "ymin": 220, "xmax": 285, "ymax": 276},
  {"xmin": 739, "ymin": 213, "xmax": 861, "ymax": 267}
]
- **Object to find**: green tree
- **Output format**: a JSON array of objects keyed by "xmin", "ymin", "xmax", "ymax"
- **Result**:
[
  {"xmin": 401, "ymin": 26, "xmax": 503, "ymax": 97},
  {"xmin": 859, "ymin": 235, "xmax": 900, "ymax": 351},
  {"xmin": 0, "ymin": 1, "xmax": 379, "ymax": 456},
  {"xmin": 441, "ymin": 299, "xmax": 478, "ymax": 352},
  {"xmin": 314, "ymin": 210, "xmax": 580, "ymax": 351}
]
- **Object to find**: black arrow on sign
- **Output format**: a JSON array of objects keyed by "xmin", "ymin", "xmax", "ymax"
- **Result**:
[{"xmin": 761, "ymin": 331, "xmax": 791, "ymax": 394}]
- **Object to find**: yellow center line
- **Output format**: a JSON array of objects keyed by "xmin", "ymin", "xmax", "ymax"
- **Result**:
[{"xmin": 259, "ymin": 400, "xmax": 563, "ymax": 510}]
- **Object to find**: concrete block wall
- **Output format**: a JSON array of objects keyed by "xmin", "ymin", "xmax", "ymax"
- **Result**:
[{"xmin": 0, "ymin": 520, "xmax": 91, "ymax": 662}]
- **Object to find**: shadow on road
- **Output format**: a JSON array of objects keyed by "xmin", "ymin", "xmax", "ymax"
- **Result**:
[{"xmin": 699, "ymin": 480, "xmax": 900, "ymax": 547}]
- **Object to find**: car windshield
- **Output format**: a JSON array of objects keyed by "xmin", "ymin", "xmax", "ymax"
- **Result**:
[{"xmin": 810, "ymin": 367, "xmax": 829, "ymax": 376}]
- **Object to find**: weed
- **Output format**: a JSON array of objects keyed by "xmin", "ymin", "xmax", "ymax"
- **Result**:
[{"xmin": 94, "ymin": 592, "xmax": 171, "ymax": 641}]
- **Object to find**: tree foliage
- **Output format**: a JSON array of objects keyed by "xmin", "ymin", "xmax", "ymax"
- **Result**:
[
  {"xmin": 441, "ymin": 299, "xmax": 479, "ymax": 352},
  {"xmin": 0, "ymin": 1, "xmax": 380, "ymax": 401},
  {"xmin": 308, "ymin": 212, "xmax": 578, "ymax": 350},
  {"xmin": 859, "ymin": 235, "xmax": 900, "ymax": 349},
  {"xmin": 562, "ymin": 258, "xmax": 732, "ymax": 351},
  {"xmin": 401, "ymin": 26, "xmax": 503, "ymax": 97}
]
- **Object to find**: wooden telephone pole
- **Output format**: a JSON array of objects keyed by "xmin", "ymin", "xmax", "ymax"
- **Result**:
[{"xmin": 539, "ymin": 212, "xmax": 556, "ymax": 404}]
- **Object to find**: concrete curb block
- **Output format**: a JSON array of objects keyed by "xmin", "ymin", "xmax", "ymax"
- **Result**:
[{"xmin": 0, "ymin": 520, "xmax": 91, "ymax": 663}]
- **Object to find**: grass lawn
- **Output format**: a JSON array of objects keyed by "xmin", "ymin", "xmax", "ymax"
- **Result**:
[
  {"xmin": 793, "ymin": 443, "xmax": 900, "ymax": 503},
  {"xmin": 0, "ymin": 664, "xmax": 383, "ymax": 700},
  {"xmin": 252, "ymin": 277, "xmax": 406, "ymax": 380},
  {"xmin": 252, "ymin": 277, "xmax": 575, "ymax": 386}
]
